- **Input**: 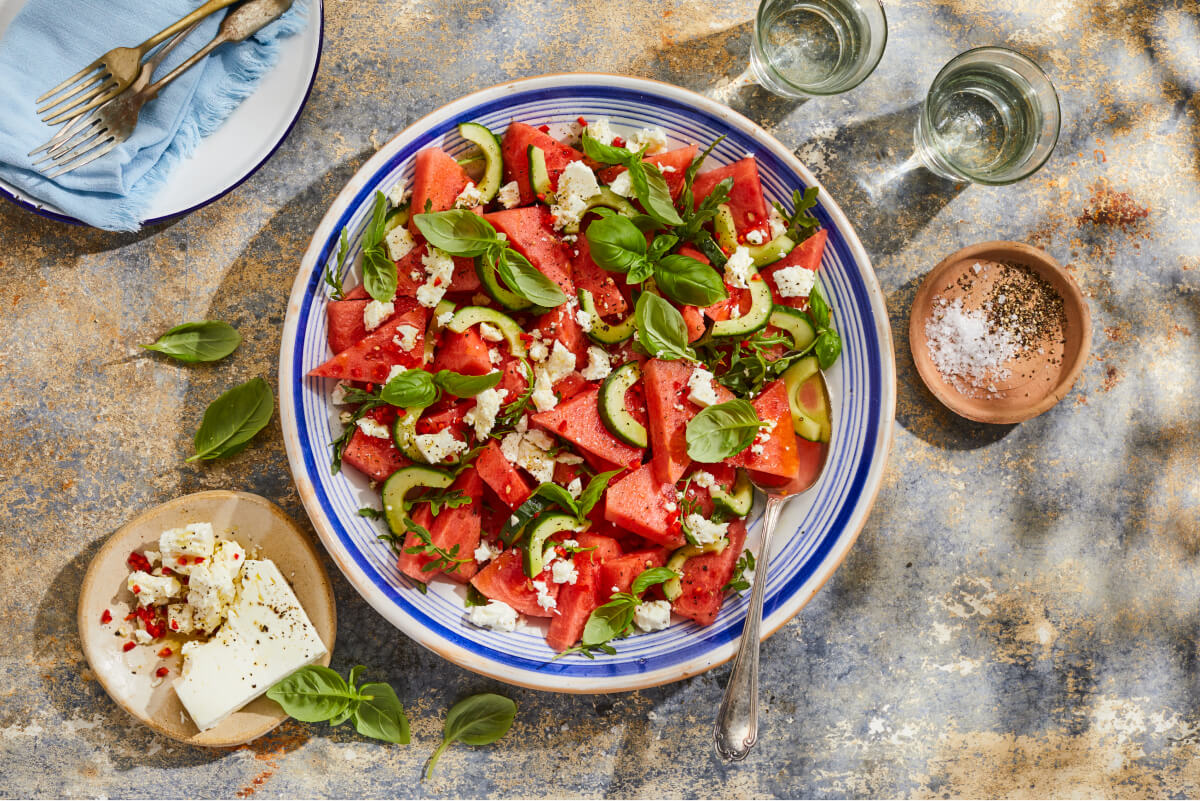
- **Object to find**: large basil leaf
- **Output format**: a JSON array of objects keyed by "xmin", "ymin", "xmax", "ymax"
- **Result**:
[
  {"xmin": 635, "ymin": 292, "xmax": 694, "ymax": 362},
  {"xmin": 265, "ymin": 665, "xmax": 356, "ymax": 722},
  {"xmin": 585, "ymin": 213, "xmax": 647, "ymax": 275},
  {"xmin": 413, "ymin": 209, "xmax": 500, "ymax": 257},
  {"xmin": 654, "ymin": 254, "xmax": 727, "ymax": 307},
  {"xmin": 141, "ymin": 320, "xmax": 241, "ymax": 363},
  {"xmin": 380, "ymin": 369, "xmax": 440, "ymax": 407},
  {"xmin": 362, "ymin": 191, "xmax": 397, "ymax": 303},
  {"xmin": 426, "ymin": 693, "xmax": 517, "ymax": 778},
  {"xmin": 685, "ymin": 399, "xmax": 762, "ymax": 462},
  {"xmin": 497, "ymin": 249, "xmax": 567, "ymax": 307},
  {"xmin": 638, "ymin": 162, "xmax": 683, "ymax": 225},
  {"xmin": 631, "ymin": 566, "xmax": 680, "ymax": 597},
  {"xmin": 188, "ymin": 377, "xmax": 274, "ymax": 462},
  {"xmin": 353, "ymin": 682, "xmax": 411, "ymax": 744},
  {"xmin": 434, "ymin": 369, "xmax": 502, "ymax": 398}
]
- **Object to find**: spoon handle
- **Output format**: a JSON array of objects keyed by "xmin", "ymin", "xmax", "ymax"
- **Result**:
[{"xmin": 714, "ymin": 494, "xmax": 785, "ymax": 761}]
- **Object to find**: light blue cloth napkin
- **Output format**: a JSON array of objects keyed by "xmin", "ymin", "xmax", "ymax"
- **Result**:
[{"xmin": 0, "ymin": 0, "xmax": 308, "ymax": 231}]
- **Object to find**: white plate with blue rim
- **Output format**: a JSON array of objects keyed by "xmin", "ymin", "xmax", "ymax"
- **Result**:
[{"xmin": 279, "ymin": 73, "xmax": 896, "ymax": 693}]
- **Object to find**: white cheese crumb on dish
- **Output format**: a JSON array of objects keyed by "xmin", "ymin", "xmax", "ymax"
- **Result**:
[
  {"xmin": 385, "ymin": 225, "xmax": 416, "ymax": 262},
  {"xmin": 356, "ymin": 417, "xmax": 391, "ymax": 440},
  {"xmin": 608, "ymin": 170, "xmax": 633, "ymax": 197},
  {"xmin": 362, "ymin": 300, "xmax": 394, "ymax": 332},
  {"xmin": 416, "ymin": 246, "xmax": 455, "ymax": 308},
  {"xmin": 773, "ymin": 265, "xmax": 816, "ymax": 298},
  {"xmin": 454, "ymin": 181, "xmax": 484, "ymax": 208},
  {"xmin": 479, "ymin": 322, "xmax": 505, "ymax": 342},
  {"xmin": 386, "ymin": 180, "xmax": 409, "ymax": 207},
  {"xmin": 532, "ymin": 580, "xmax": 557, "ymax": 611},
  {"xmin": 127, "ymin": 571, "xmax": 181, "ymax": 607},
  {"xmin": 468, "ymin": 600, "xmax": 519, "ymax": 632},
  {"xmin": 580, "ymin": 346, "xmax": 612, "ymax": 381},
  {"xmin": 474, "ymin": 540, "xmax": 502, "ymax": 564},
  {"xmin": 550, "ymin": 160, "xmax": 601, "ymax": 231},
  {"xmin": 464, "ymin": 387, "xmax": 508, "ymax": 440},
  {"xmin": 497, "ymin": 181, "xmax": 521, "ymax": 209},
  {"xmin": 687, "ymin": 367, "xmax": 719, "ymax": 407},
  {"xmin": 626, "ymin": 126, "xmax": 668, "ymax": 154},
  {"xmin": 745, "ymin": 229, "xmax": 765, "ymax": 245},
  {"xmin": 551, "ymin": 557, "xmax": 579, "ymax": 585},
  {"xmin": 414, "ymin": 429, "xmax": 468, "ymax": 465},
  {"xmin": 585, "ymin": 117, "xmax": 615, "ymax": 146},
  {"xmin": 685, "ymin": 513, "xmax": 728, "ymax": 546},
  {"xmin": 392, "ymin": 324, "xmax": 420, "ymax": 353},
  {"xmin": 724, "ymin": 246, "xmax": 755, "ymax": 289},
  {"xmin": 633, "ymin": 600, "xmax": 672, "ymax": 632}
]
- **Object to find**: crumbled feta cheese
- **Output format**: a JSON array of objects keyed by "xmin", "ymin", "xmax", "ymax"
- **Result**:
[
  {"xmin": 566, "ymin": 478, "xmax": 583, "ymax": 498},
  {"xmin": 585, "ymin": 117, "xmax": 615, "ymax": 145},
  {"xmin": 532, "ymin": 580, "xmax": 557, "ymax": 610},
  {"xmin": 773, "ymin": 265, "xmax": 817, "ymax": 298},
  {"xmin": 517, "ymin": 433, "xmax": 555, "ymax": 483},
  {"xmin": 611, "ymin": 586, "xmax": 622, "ymax": 594},
  {"xmin": 468, "ymin": 600, "xmax": 519, "ymax": 632},
  {"xmin": 549, "ymin": 160, "xmax": 601, "ymax": 231},
  {"xmin": 556, "ymin": 452, "xmax": 584, "ymax": 465},
  {"xmin": 685, "ymin": 513, "xmax": 729, "ymax": 546},
  {"xmin": 660, "ymin": 165, "xmax": 677, "ymax": 173},
  {"xmin": 187, "ymin": 560, "xmax": 238, "ymax": 632},
  {"xmin": 479, "ymin": 322, "xmax": 505, "ymax": 342},
  {"xmin": 691, "ymin": 471, "xmax": 717, "ymax": 489},
  {"xmin": 633, "ymin": 600, "xmax": 672, "ymax": 632},
  {"xmin": 414, "ymin": 429, "xmax": 467, "ymax": 465},
  {"xmin": 560, "ymin": 539, "xmax": 580, "ymax": 549},
  {"xmin": 745, "ymin": 229, "xmax": 765, "ymax": 245},
  {"xmin": 464, "ymin": 387, "xmax": 508, "ymax": 440},
  {"xmin": 626, "ymin": 126, "xmax": 668, "ymax": 154},
  {"xmin": 330, "ymin": 382, "xmax": 352, "ymax": 406},
  {"xmin": 768, "ymin": 206, "xmax": 788, "ymax": 240},
  {"xmin": 687, "ymin": 367, "xmax": 719, "ymax": 407},
  {"xmin": 392, "ymin": 324, "xmax": 420, "ymax": 352},
  {"xmin": 575, "ymin": 309, "xmax": 594, "ymax": 332},
  {"xmin": 530, "ymin": 371, "xmax": 558, "ymax": 413},
  {"xmin": 551, "ymin": 557, "xmax": 579, "ymax": 585},
  {"xmin": 212, "ymin": 539, "xmax": 245, "ymax": 573},
  {"xmin": 525, "ymin": 429, "xmax": 554, "ymax": 450},
  {"xmin": 437, "ymin": 311, "xmax": 454, "ymax": 328},
  {"xmin": 144, "ymin": 550, "xmax": 160, "ymax": 566},
  {"xmin": 339, "ymin": 411, "xmax": 354, "ymax": 424},
  {"xmin": 167, "ymin": 603, "xmax": 194, "ymax": 634},
  {"xmin": 545, "ymin": 341, "xmax": 577, "ymax": 383},
  {"xmin": 608, "ymin": 170, "xmax": 633, "ymax": 197},
  {"xmin": 135, "ymin": 628, "xmax": 154, "ymax": 645},
  {"xmin": 579, "ymin": 346, "xmax": 612, "ymax": 381},
  {"xmin": 473, "ymin": 540, "xmax": 502, "ymax": 564},
  {"xmin": 489, "ymin": 348, "xmax": 503, "ymax": 365},
  {"xmin": 386, "ymin": 364, "xmax": 406, "ymax": 384},
  {"xmin": 529, "ymin": 340, "xmax": 549, "ymax": 363},
  {"xmin": 362, "ymin": 300, "xmax": 394, "ymax": 332},
  {"xmin": 454, "ymin": 181, "xmax": 484, "ymax": 208},
  {"xmin": 724, "ymin": 246, "xmax": 755, "ymax": 289},
  {"xmin": 416, "ymin": 246, "xmax": 455, "ymax": 308},
  {"xmin": 386, "ymin": 180, "xmax": 409, "ymax": 207},
  {"xmin": 750, "ymin": 443, "xmax": 765, "ymax": 456},
  {"xmin": 356, "ymin": 417, "xmax": 391, "ymax": 440},
  {"xmin": 385, "ymin": 225, "xmax": 416, "ymax": 262},
  {"xmin": 515, "ymin": 415, "xmax": 529, "ymax": 434},
  {"xmin": 127, "ymin": 571, "xmax": 181, "ymax": 607},
  {"xmin": 159, "ymin": 523, "xmax": 215, "ymax": 575},
  {"xmin": 497, "ymin": 181, "xmax": 521, "ymax": 209}
]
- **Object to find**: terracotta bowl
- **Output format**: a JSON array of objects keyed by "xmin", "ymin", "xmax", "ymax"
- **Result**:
[
  {"xmin": 77, "ymin": 491, "xmax": 336, "ymax": 747},
  {"xmin": 909, "ymin": 241, "xmax": 1091, "ymax": 424}
]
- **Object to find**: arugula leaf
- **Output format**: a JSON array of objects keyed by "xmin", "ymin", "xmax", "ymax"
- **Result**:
[
  {"xmin": 324, "ymin": 229, "xmax": 350, "ymax": 300},
  {"xmin": 585, "ymin": 213, "xmax": 648, "ymax": 275},
  {"xmin": 413, "ymin": 209, "xmax": 500, "ymax": 257},
  {"xmin": 141, "ymin": 320, "xmax": 241, "ymax": 363},
  {"xmin": 401, "ymin": 516, "xmax": 472, "ymax": 573},
  {"xmin": 576, "ymin": 470, "xmax": 621, "ymax": 518},
  {"xmin": 403, "ymin": 487, "xmax": 471, "ymax": 516},
  {"xmin": 685, "ymin": 399, "xmax": 761, "ymax": 462},
  {"xmin": 494, "ymin": 359, "xmax": 535, "ymax": 431},
  {"xmin": 426, "ymin": 693, "xmax": 517, "ymax": 779},
  {"xmin": 357, "ymin": 506, "xmax": 384, "ymax": 519},
  {"xmin": 654, "ymin": 253, "xmax": 727, "ymax": 307},
  {"xmin": 635, "ymin": 292, "xmax": 695, "ymax": 362},
  {"xmin": 380, "ymin": 369, "xmax": 440, "ymax": 408},
  {"xmin": 267, "ymin": 665, "xmax": 410, "ymax": 745},
  {"xmin": 362, "ymin": 191, "xmax": 398, "ymax": 303},
  {"xmin": 680, "ymin": 135, "xmax": 726, "ymax": 201},
  {"xmin": 773, "ymin": 186, "xmax": 820, "ymax": 244},
  {"xmin": 724, "ymin": 548, "xmax": 756, "ymax": 594},
  {"xmin": 496, "ymin": 248, "xmax": 567, "ymax": 307},
  {"xmin": 188, "ymin": 378, "xmax": 274, "ymax": 462},
  {"xmin": 434, "ymin": 369, "xmax": 502, "ymax": 398},
  {"xmin": 631, "ymin": 566, "xmax": 680, "ymax": 597}
]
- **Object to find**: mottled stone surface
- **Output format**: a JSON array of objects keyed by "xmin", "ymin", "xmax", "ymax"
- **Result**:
[{"xmin": 2, "ymin": 0, "xmax": 1199, "ymax": 797}]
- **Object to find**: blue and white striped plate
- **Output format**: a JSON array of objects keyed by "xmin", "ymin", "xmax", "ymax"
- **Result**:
[{"xmin": 279, "ymin": 74, "xmax": 895, "ymax": 693}]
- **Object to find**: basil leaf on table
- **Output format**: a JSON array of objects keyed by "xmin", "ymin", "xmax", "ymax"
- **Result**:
[
  {"xmin": 188, "ymin": 377, "xmax": 274, "ymax": 462},
  {"xmin": 685, "ymin": 399, "xmax": 762, "ymax": 462},
  {"xmin": 585, "ymin": 213, "xmax": 647, "ymax": 274},
  {"xmin": 362, "ymin": 191, "xmax": 397, "ymax": 303},
  {"xmin": 654, "ymin": 254, "xmax": 727, "ymax": 307},
  {"xmin": 631, "ymin": 566, "xmax": 680, "ymax": 597},
  {"xmin": 576, "ymin": 470, "xmax": 622, "ymax": 519},
  {"xmin": 496, "ymin": 249, "xmax": 566, "ymax": 307},
  {"xmin": 635, "ymin": 292, "xmax": 694, "ymax": 362},
  {"xmin": 353, "ymin": 682, "xmax": 411, "ymax": 744},
  {"xmin": 434, "ymin": 369, "xmax": 502, "ymax": 398},
  {"xmin": 380, "ymin": 369, "xmax": 440, "ymax": 407},
  {"xmin": 426, "ymin": 693, "xmax": 517, "ymax": 779},
  {"xmin": 413, "ymin": 209, "xmax": 500, "ymax": 257},
  {"xmin": 265, "ymin": 665, "xmax": 357, "ymax": 722},
  {"xmin": 141, "ymin": 320, "xmax": 241, "ymax": 363}
]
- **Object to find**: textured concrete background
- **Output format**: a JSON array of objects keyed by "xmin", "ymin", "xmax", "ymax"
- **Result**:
[{"xmin": 2, "ymin": 0, "xmax": 1199, "ymax": 797}]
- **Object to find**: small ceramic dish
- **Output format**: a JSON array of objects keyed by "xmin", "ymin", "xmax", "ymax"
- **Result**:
[
  {"xmin": 77, "ymin": 490, "xmax": 336, "ymax": 747},
  {"xmin": 909, "ymin": 241, "xmax": 1091, "ymax": 424}
]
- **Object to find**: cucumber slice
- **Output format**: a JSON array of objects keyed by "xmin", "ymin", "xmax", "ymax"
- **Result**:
[
  {"xmin": 768, "ymin": 306, "xmax": 816, "ymax": 352},
  {"xmin": 662, "ymin": 539, "xmax": 729, "ymax": 601},
  {"xmin": 391, "ymin": 409, "xmax": 426, "ymax": 462},
  {"xmin": 714, "ymin": 203, "xmax": 796, "ymax": 266},
  {"xmin": 711, "ymin": 263, "xmax": 773, "ymax": 337},
  {"xmin": 561, "ymin": 187, "xmax": 638, "ymax": 234},
  {"xmin": 382, "ymin": 204, "xmax": 410, "ymax": 235},
  {"xmin": 598, "ymin": 361, "xmax": 647, "ymax": 448},
  {"xmin": 523, "ymin": 512, "xmax": 584, "ymax": 577},
  {"xmin": 714, "ymin": 204, "xmax": 738, "ymax": 251},
  {"xmin": 528, "ymin": 145, "xmax": 552, "ymax": 197},
  {"xmin": 710, "ymin": 470, "xmax": 753, "ymax": 516},
  {"xmin": 475, "ymin": 255, "xmax": 533, "ymax": 312},
  {"xmin": 447, "ymin": 306, "xmax": 527, "ymax": 358},
  {"xmin": 578, "ymin": 289, "xmax": 636, "ymax": 344},
  {"xmin": 380, "ymin": 465, "xmax": 455, "ymax": 537},
  {"xmin": 782, "ymin": 356, "xmax": 831, "ymax": 442},
  {"xmin": 424, "ymin": 299, "xmax": 456, "ymax": 365},
  {"xmin": 457, "ymin": 122, "xmax": 503, "ymax": 202}
]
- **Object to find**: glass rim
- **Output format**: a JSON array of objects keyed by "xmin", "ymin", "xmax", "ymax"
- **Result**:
[
  {"xmin": 920, "ymin": 45, "xmax": 1062, "ymax": 185},
  {"xmin": 752, "ymin": 0, "xmax": 889, "ymax": 97}
]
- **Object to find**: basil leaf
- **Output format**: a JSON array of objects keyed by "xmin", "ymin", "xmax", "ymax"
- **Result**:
[
  {"xmin": 434, "ymin": 369, "xmax": 502, "ymax": 398},
  {"xmin": 501, "ymin": 494, "xmax": 554, "ymax": 545},
  {"xmin": 681, "ymin": 135, "xmax": 726, "ymax": 199},
  {"xmin": 465, "ymin": 585, "xmax": 490, "ymax": 607},
  {"xmin": 497, "ymin": 248, "xmax": 566, "ymax": 307},
  {"xmin": 353, "ymin": 682, "xmax": 411, "ymax": 744},
  {"xmin": 362, "ymin": 192, "xmax": 398, "ymax": 303},
  {"xmin": 685, "ymin": 399, "xmax": 761, "ymax": 462},
  {"xmin": 639, "ymin": 162, "xmax": 683, "ymax": 225},
  {"xmin": 635, "ymin": 292, "xmax": 694, "ymax": 362},
  {"xmin": 380, "ymin": 369, "xmax": 440, "ymax": 407},
  {"xmin": 188, "ymin": 377, "xmax": 274, "ymax": 462},
  {"xmin": 577, "ymin": 470, "xmax": 622, "ymax": 519},
  {"xmin": 808, "ymin": 284, "xmax": 830, "ymax": 330},
  {"xmin": 580, "ymin": 129, "xmax": 636, "ymax": 166},
  {"xmin": 654, "ymin": 254, "xmax": 727, "ymax": 307},
  {"xmin": 364, "ymin": 190, "xmax": 389, "ymax": 249},
  {"xmin": 348, "ymin": 665, "xmax": 366, "ymax": 688},
  {"xmin": 627, "ymin": 258, "xmax": 655, "ymax": 285},
  {"xmin": 266, "ymin": 665, "xmax": 357, "ymax": 722},
  {"xmin": 413, "ymin": 209, "xmax": 500, "ymax": 257},
  {"xmin": 815, "ymin": 328, "xmax": 842, "ymax": 369},
  {"xmin": 585, "ymin": 213, "xmax": 647, "ymax": 274},
  {"xmin": 426, "ymin": 693, "xmax": 517, "ymax": 778},
  {"xmin": 532, "ymin": 482, "xmax": 581, "ymax": 518},
  {"xmin": 648, "ymin": 234, "xmax": 678, "ymax": 262},
  {"xmin": 141, "ymin": 320, "xmax": 241, "ymax": 363},
  {"xmin": 582, "ymin": 598, "xmax": 637, "ymax": 646},
  {"xmin": 631, "ymin": 566, "xmax": 680, "ymax": 597}
]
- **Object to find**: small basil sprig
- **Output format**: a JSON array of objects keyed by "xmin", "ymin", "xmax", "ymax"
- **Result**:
[
  {"xmin": 806, "ymin": 284, "xmax": 843, "ymax": 369},
  {"xmin": 414, "ymin": 210, "xmax": 566, "ymax": 308},
  {"xmin": 361, "ymin": 191, "xmax": 398, "ymax": 303},
  {"xmin": 324, "ymin": 229, "xmax": 350, "ymax": 300},
  {"xmin": 580, "ymin": 129, "xmax": 682, "ymax": 226},
  {"xmin": 557, "ymin": 567, "xmax": 678, "ymax": 659},
  {"xmin": 425, "ymin": 693, "xmax": 517, "ymax": 779},
  {"xmin": 585, "ymin": 213, "xmax": 725, "ymax": 307},
  {"xmin": 266, "ymin": 665, "xmax": 409, "ymax": 744},
  {"xmin": 501, "ymin": 470, "xmax": 621, "ymax": 544},
  {"xmin": 188, "ymin": 377, "xmax": 274, "ymax": 462},
  {"xmin": 635, "ymin": 292, "xmax": 695, "ymax": 362},
  {"xmin": 141, "ymin": 320, "xmax": 241, "ymax": 363},
  {"xmin": 380, "ymin": 368, "xmax": 503, "ymax": 407},
  {"xmin": 685, "ymin": 398, "xmax": 761, "ymax": 462}
]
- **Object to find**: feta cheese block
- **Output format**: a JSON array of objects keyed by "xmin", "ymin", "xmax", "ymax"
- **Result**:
[{"xmin": 174, "ymin": 559, "xmax": 327, "ymax": 732}]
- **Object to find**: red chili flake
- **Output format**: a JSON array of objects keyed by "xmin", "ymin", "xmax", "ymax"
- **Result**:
[
  {"xmin": 124, "ymin": 612, "xmax": 137, "ymax": 621},
  {"xmin": 127, "ymin": 552, "xmax": 152, "ymax": 572},
  {"xmin": 155, "ymin": 667, "xmax": 169, "ymax": 678},
  {"xmin": 538, "ymin": 124, "xmax": 551, "ymax": 133},
  {"xmin": 160, "ymin": 567, "xmax": 173, "ymax": 576},
  {"xmin": 576, "ymin": 116, "xmax": 588, "ymax": 126},
  {"xmin": 131, "ymin": 585, "xmax": 141, "ymax": 595},
  {"xmin": 122, "ymin": 641, "xmax": 136, "ymax": 652},
  {"xmin": 433, "ymin": 276, "xmax": 443, "ymax": 287},
  {"xmin": 536, "ymin": 192, "xmax": 546, "ymax": 201},
  {"xmin": 170, "ymin": 621, "xmax": 180, "ymax": 631},
  {"xmin": 194, "ymin": 557, "xmax": 205, "ymax": 563},
  {"xmin": 100, "ymin": 610, "xmax": 112, "ymax": 624},
  {"xmin": 233, "ymin": 554, "xmax": 240, "ymax": 560},
  {"xmin": 750, "ymin": 273, "xmax": 763, "ymax": 282},
  {"xmin": 519, "ymin": 332, "xmax": 534, "ymax": 344},
  {"xmin": 549, "ymin": 214, "xmax": 558, "ymax": 224},
  {"xmin": 176, "ymin": 557, "xmax": 187, "ymax": 566},
  {"xmin": 612, "ymin": 136, "xmax": 626, "ymax": 148},
  {"xmin": 158, "ymin": 647, "xmax": 173, "ymax": 658}
]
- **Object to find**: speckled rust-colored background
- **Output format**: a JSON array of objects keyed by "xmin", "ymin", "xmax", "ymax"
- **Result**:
[{"xmin": 2, "ymin": 0, "xmax": 1199, "ymax": 797}]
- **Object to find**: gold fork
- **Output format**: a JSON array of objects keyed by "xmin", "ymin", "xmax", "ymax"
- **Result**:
[{"xmin": 35, "ymin": 0, "xmax": 243, "ymax": 127}]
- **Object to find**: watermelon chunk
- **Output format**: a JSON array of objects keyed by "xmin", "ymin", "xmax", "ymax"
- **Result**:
[
  {"xmin": 598, "ymin": 144, "xmax": 699, "ymax": 200},
  {"xmin": 603, "ymin": 464, "xmax": 685, "ymax": 549},
  {"xmin": 484, "ymin": 208, "xmax": 576, "ymax": 297},
  {"xmin": 531, "ymin": 387, "xmax": 644, "ymax": 470},
  {"xmin": 543, "ymin": 534, "xmax": 622, "ymax": 652},
  {"xmin": 762, "ymin": 229, "xmax": 828, "ymax": 309},
  {"xmin": 599, "ymin": 549, "xmax": 669, "ymax": 595},
  {"xmin": 727, "ymin": 379, "xmax": 800, "ymax": 479},
  {"xmin": 470, "ymin": 550, "xmax": 558, "ymax": 617},
  {"xmin": 475, "ymin": 440, "xmax": 533, "ymax": 509},
  {"xmin": 501, "ymin": 121, "xmax": 586, "ymax": 206},
  {"xmin": 570, "ymin": 227, "xmax": 627, "ymax": 316},
  {"xmin": 431, "ymin": 328, "xmax": 491, "ymax": 376},
  {"xmin": 408, "ymin": 148, "xmax": 471, "ymax": 232},
  {"xmin": 692, "ymin": 157, "xmax": 770, "ymax": 238},
  {"xmin": 497, "ymin": 357, "xmax": 530, "ymax": 399},
  {"xmin": 750, "ymin": 438, "xmax": 825, "ymax": 494},
  {"xmin": 308, "ymin": 308, "xmax": 427, "ymax": 384},
  {"xmin": 397, "ymin": 469, "xmax": 483, "ymax": 583},
  {"xmin": 326, "ymin": 299, "xmax": 371, "ymax": 355},
  {"xmin": 341, "ymin": 407, "xmax": 411, "ymax": 481},
  {"xmin": 642, "ymin": 358, "xmax": 734, "ymax": 484},
  {"xmin": 680, "ymin": 305, "xmax": 706, "ymax": 342},
  {"xmin": 671, "ymin": 520, "xmax": 747, "ymax": 626},
  {"xmin": 574, "ymin": 532, "xmax": 623, "ymax": 563}
]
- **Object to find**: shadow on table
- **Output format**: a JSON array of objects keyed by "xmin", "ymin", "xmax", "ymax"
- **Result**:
[{"xmin": 0, "ymin": 193, "xmax": 186, "ymax": 258}]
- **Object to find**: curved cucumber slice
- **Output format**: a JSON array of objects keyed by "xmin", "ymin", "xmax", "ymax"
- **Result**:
[
  {"xmin": 768, "ymin": 306, "xmax": 816, "ymax": 352},
  {"xmin": 714, "ymin": 204, "xmax": 738, "ymax": 251},
  {"xmin": 662, "ymin": 539, "xmax": 729, "ymax": 601},
  {"xmin": 711, "ymin": 263, "xmax": 773, "ymax": 337},
  {"xmin": 528, "ymin": 145, "xmax": 552, "ymax": 197},
  {"xmin": 447, "ymin": 306, "xmax": 527, "ymax": 358},
  {"xmin": 457, "ymin": 122, "xmax": 503, "ymax": 202},
  {"xmin": 523, "ymin": 512, "xmax": 584, "ymax": 577},
  {"xmin": 475, "ymin": 255, "xmax": 533, "ymax": 312},
  {"xmin": 578, "ymin": 289, "xmax": 636, "ymax": 344},
  {"xmin": 782, "ymin": 355, "xmax": 831, "ymax": 442},
  {"xmin": 598, "ymin": 361, "xmax": 647, "ymax": 448},
  {"xmin": 561, "ymin": 187, "xmax": 638, "ymax": 234},
  {"xmin": 381, "ymin": 465, "xmax": 455, "ymax": 537},
  {"xmin": 391, "ymin": 409, "xmax": 426, "ymax": 462},
  {"xmin": 714, "ymin": 203, "xmax": 796, "ymax": 266},
  {"xmin": 710, "ymin": 470, "xmax": 753, "ymax": 516},
  {"xmin": 383, "ymin": 204, "xmax": 410, "ymax": 236}
]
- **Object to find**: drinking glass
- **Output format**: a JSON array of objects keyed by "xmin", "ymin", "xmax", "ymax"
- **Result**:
[
  {"xmin": 750, "ymin": 0, "xmax": 887, "ymax": 98},
  {"xmin": 914, "ymin": 46, "xmax": 1061, "ymax": 184}
]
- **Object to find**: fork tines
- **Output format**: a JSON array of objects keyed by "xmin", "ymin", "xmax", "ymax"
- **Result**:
[{"xmin": 36, "ymin": 60, "xmax": 122, "ymax": 125}]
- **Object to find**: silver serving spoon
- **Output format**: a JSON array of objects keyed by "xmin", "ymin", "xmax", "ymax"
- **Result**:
[{"xmin": 713, "ymin": 390, "xmax": 831, "ymax": 761}]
